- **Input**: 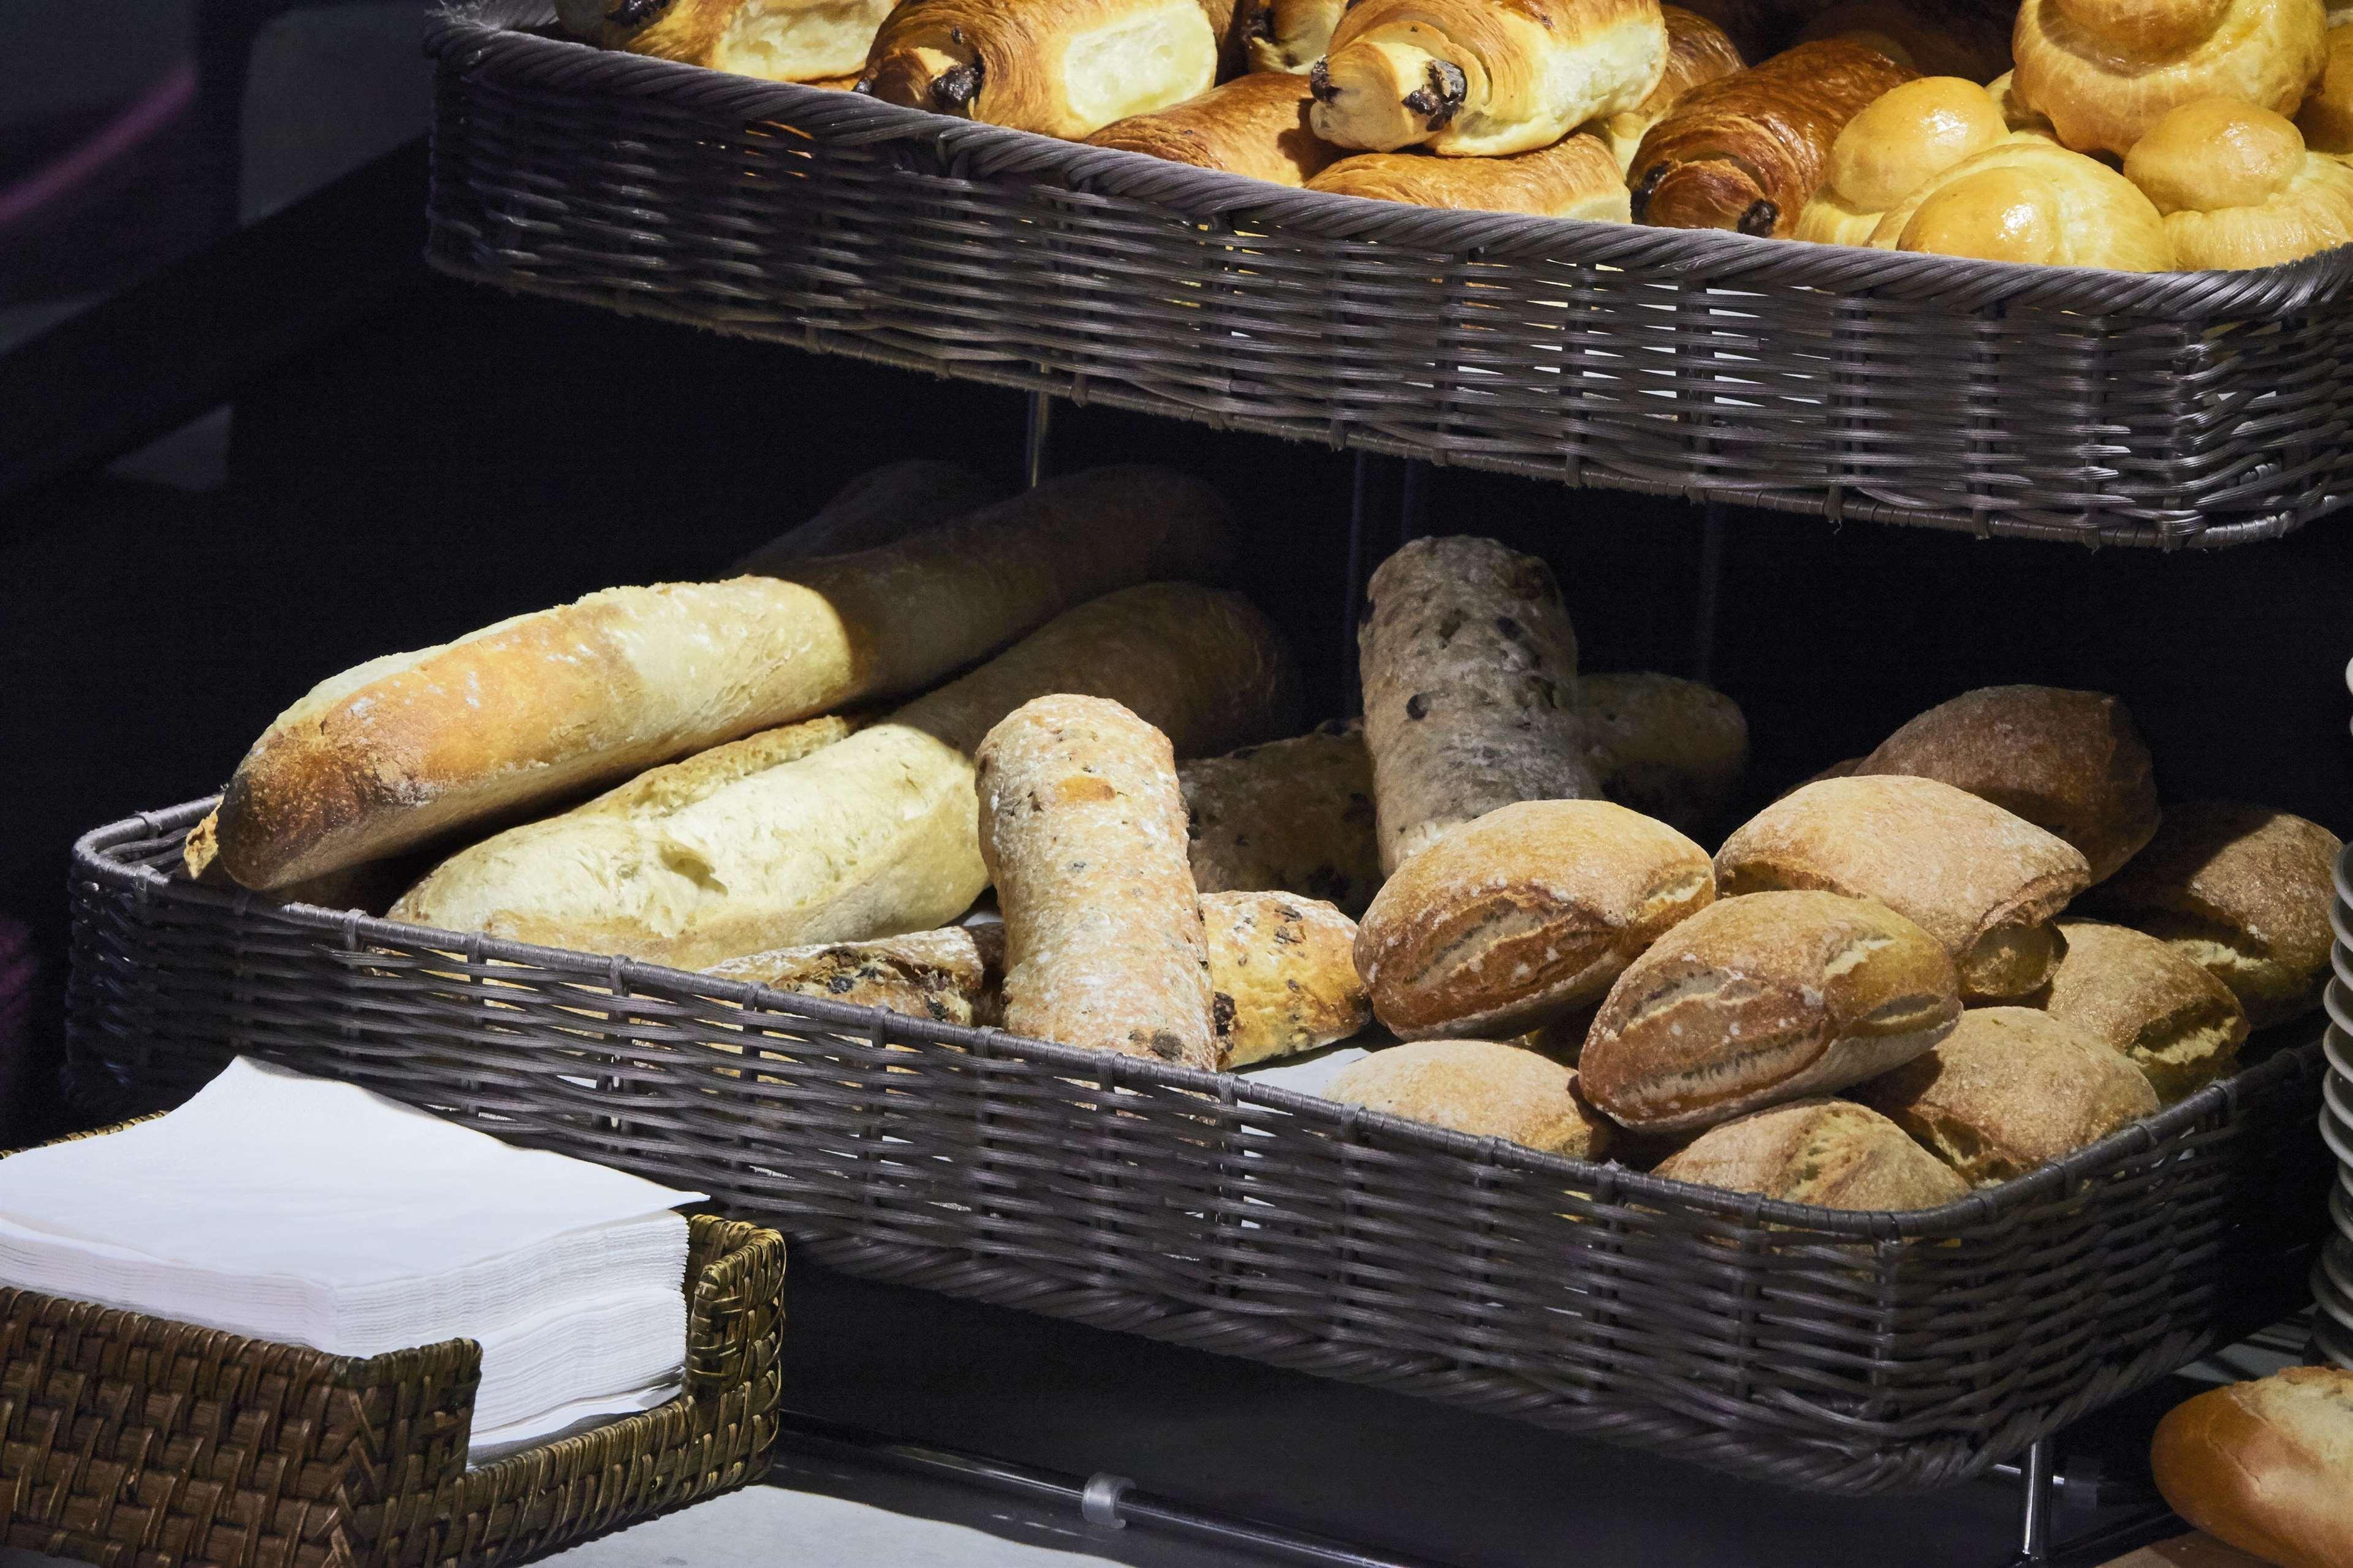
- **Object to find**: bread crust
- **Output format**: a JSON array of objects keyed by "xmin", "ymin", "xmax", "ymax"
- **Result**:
[
  {"xmin": 705, "ymin": 924, "xmax": 1005, "ymax": 1024},
  {"xmin": 1182, "ymin": 721, "xmax": 1380, "ymax": 915},
  {"xmin": 2034, "ymin": 917, "xmax": 2248, "ymax": 1101},
  {"xmin": 1088, "ymin": 71, "xmax": 1339, "ymax": 185},
  {"xmin": 1308, "ymin": 134, "xmax": 1633, "ymax": 218},
  {"xmin": 1204, "ymin": 892, "xmax": 1370, "ymax": 1067},
  {"xmin": 2151, "ymin": 1367, "xmax": 2353, "ymax": 1568},
  {"xmin": 1794, "ymin": 77, "xmax": 2012, "ymax": 246},
  {"xmin": 1576, "ymin": 672, "xmax": 1749, "ymax": 833},
  {"xmin": 2127, "ymin": 99, "xmax": 2353, "ymax": 267},
  {"xmin": 1863, "ymin": 137, "xmax": 2176, "ymax": 267},
  {"xmin": 1581, "ymin": 890, "xmax": 1963, "ymax": 1132},
  {"xmin": 862, "ymin": 0, "xmax": 1218, "ymax": 139},
  {"xmin": 1653, "ymin": 1097, "xmax": 1971, "ymax": 1210},
  {"xmin": 1325, "ymin": 1039, "xmax": 1614, "ymax": 1157}
]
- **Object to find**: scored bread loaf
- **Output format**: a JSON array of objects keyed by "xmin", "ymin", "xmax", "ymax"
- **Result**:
[
  {"xmin": 704, "ymin": 923, "xmax": 1006, "ymax": 1025},
  {"xmin": 978, "ymin": 695, "xmax": 1218, "ymax": 1067},
  {"xmin": 1793, "ymin": 77, "xmax": 2011, "ymax": 246},
  {"xmin": 1358, "ymin": 536, "xmax": 1598, "ymax": 873},
  {"xmin": 1307, "ymin": 134, "xmax": 1632, "ymax": 219},
  {"xmin": 1240, "ymin": 0, "xmax": 1347, "ymax": 72},
  {"xmin": 387, "ymin": 583, "xmax": 1298, "ymax": 967},
  {"xmin": 1852, "ymin": 1006, "xmax": 2161, "ymax": 1184},
  {"xmin": 1577, "ymin": 672, "xmax": 1748, "ymax": 833},
  {"xmin": 1181, "ymin": 721, "xmax": 1380, "ymax": 916},
  {"xmin": 1325, "ymin": 1039, "xmax": 1614, "ymax": 1159},
  {"xmin": 1087, "ymin": 71, "xmax": 1340, "ymax": 186},
  {"xmin": 732, "ymin": 459, "xmax": 1006, "ymax": 574},
  {"xmin": 1716, "ymin": 775, "xmax": 2093, "ymax": 1001},
  {"xmin": 1579, "ymin": 890, "xmax": 1961, "ymax": 1134},
  {"xmin": 2033, "ymin": 918, "xmax": 2248, "ymax": 1102},
  {"xmin": 1203, "ymin": 892, "xmax": 1369, "ymax": 1067},
  {"xmin": 199, "ymin": 466, "xmax": 1233, "ymax": 892},
  {"xmin": 2151, "ymin": 1366, "xmax": 2353, "ymax": 1568},
  {"xmin": 1355, "ymin": 799, "xmax": 1716, "ymax": 1040},
  {"xmin": 1595, "ymin": 6, "xmax": 1749, "ymax": 171},
  {"xmin": 2124, "ymin": 99, "xmax": 2353, "ymax": 269},
  {"xmin": 861, "ymin": 0, "xmax": 1218, "ymax": 139},
  {"xmin": 1653, "ymin": 1098, "xmax": 1970, "ymax": 1211}
]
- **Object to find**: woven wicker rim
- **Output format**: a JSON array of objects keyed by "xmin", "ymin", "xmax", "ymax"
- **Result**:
[
  {"xmin": 424, "ymin": 0, "xmax": 2353, "ymax": 321},
  {"xmin": 83, "ymin": 798, "xmax": 2320, "ymax": 1242}
]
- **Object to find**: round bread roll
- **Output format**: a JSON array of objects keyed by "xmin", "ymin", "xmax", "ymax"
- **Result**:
[
  {"xmin": 1794, "ymin": 77, "xmax": 2012, "ymax": 246},
  {"xmin": 1578, "ymin": 672, "xmax": 1750, "ymax": 835},
  {"xmin": 2151, "ymin": 1366, "xmax": 2353, "ymax": 1568},
  {"xmin": 2125, "ymin": 99, "xmax": 2353, "ymax": 268},
  {"xmin": 1716, "ymin": 775, "xmax": 2093, "ymax": 1001},
  {"xmin": 1652, "ymin": 1098, "xmax": 1970, "ymax": 1211},
  {"xmin": 1866, "ymin": 138, "xmax": 2175, "ymax": 268},
  {"xmin": 1856, "ymin": 685, "xmax": 2162, "ymax": 883},
  {"xmin": 1581, "ymin": 891, "xmax": 1962, "ymax": 1134},
  {"xmin": 1203, "ymin": 891, "xmax": 1370, "ymax": 1069},
  {"xmin": 2011, "ymin": 0, "xmax": 2327, "ymax": 157},
  {"xmin": 1852, "ymin": 1006, "xmax": 2162, "ymax": 1185},
  {"xmin": 2085, "ymin": 801, "xmax": 2343, "ymax": 1029},
  {"xmin": 2034, "ymin": 918, "xmax": 2249, "ymax": 1102},
  {"xmin": 1355, "ymin": 799, "xmax": 1716, "ymax": 1040},
  {"xmin": 1325, "ymin": 1039, "xmax": 1613, "ymax": 1159},
  {"xmin": 2296, "ymin": 23, "xmax": 2353, "ymax": 151}
]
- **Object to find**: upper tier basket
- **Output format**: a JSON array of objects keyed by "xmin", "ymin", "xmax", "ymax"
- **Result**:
[{"xmin": 424, "ymin": 0, "xmax": 2353, "ymax": 548}]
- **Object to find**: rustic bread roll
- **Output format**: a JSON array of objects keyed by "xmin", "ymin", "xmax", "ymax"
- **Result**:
[
  {"xmin": 1306, "ymin": 0, "xmax": 1671, "ymax": 157},
  {"xmin": 197, "ymin": 466, "xmax": 1233, "ymax": 892},
  {"xmin": 732, "ymin": 460, "xmax": 1006, "ymax": 574},
  {"xmin": 1325, "ymin": 1039, "xmax": 1614, "ymax": 1158},
  {"xmin": 1855, "ymin": 685, "xmax": 2161, "ymax": 882},
  {"xmin": 2033, "ymin": 918, "xmax": 2248, "ymax": 1102},
  {"xmin": 1595, "ymin": 6, "xmax": 1749, "ymax": 172},
  {"xmin": 388, "ymin": 583, "xmax": 1297, "ymax": 966},
  {"xmin": 1853, "ymin": 1006, "xmax": 2161, "ymax": 1184},
  {"xmin": 1239, "ymin": 0, "xmax": 1348, "ymax": 72},
  {"xmin": 705, "ymin": 923, "xmax": 1006, "ymax": 1025},
  {"xmin": 1793, "ymin": 0, "xmax": 2016, "ymax": 80},
  {"xmin": 1653, "ymin": 1098, "xmax": 1971, "ymax": 1210},
  {"xmin": 979, "ymin": 695, "xmax": 1218, "ymax": 1067},
  {"xmin": 1793, "ymin": 77, "xmax": 2011, "ymax": 246},
  {"xmin": 1306, "ymin": 134, "xmax": 1632, "ymax": 218},
  {"xmin": 1866, "ymin": 138, "xmax": 2175, "ymax": 267},
  {"xmin": 2012, "ymin": 0, "xmax": 2327, "ymax": 156},
  {"xmin": 2151, "ymin": 1366, "xmax": 2353, "ymax": 1568},
  {"xmin": 1581, "ymin": 890, "xmax": 1962, "ymax": 1133},
  {"xmin": 861, "ymin": 0, "xmax": 1218, "ymax": 139},
  {"xmin": 1203, "ymin": 892, "xmax": 1369, "ymax": 1067},
  {"xmin": 1629, "ymin": 39, "xmax": 1917, "ymax": 235},
  {"xmin": 2085, "ymin": 801, "xmax": 2342, "ymax": 1028},
  {"xmin": 1358, "ymin": 536, "xmax": 1598, "ymax": 874},
  {"xmin": 1716, "ymin": 775, "xmax": 2093, "ymax": 1001},
  {"xmin": 1355, "ymin": 799, "xmax": 1715, "ymax": 1040},
  {"xmin": 2126, "ymin": 99, "xmax": 2353, "ymax": 268},
  {"xmin": 1089, "ymin": 73, "xmax": 1339, "ymax": 185},
  {"xmin": 1181, "ymin": 721, "xmax": 1380, "ymax": 916},
  {"xmin": 1578, "ymin": 673, "xmax": 1749, "ymax": 833},
  {"xmin": 2297, "ymin": 24, "xmax": 2353, "ymax": 150}
]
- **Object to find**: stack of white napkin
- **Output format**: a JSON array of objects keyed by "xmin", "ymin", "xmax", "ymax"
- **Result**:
[{"xmin": 0, "ymin": 1058, "xmax": 706, "ymax": 1462}]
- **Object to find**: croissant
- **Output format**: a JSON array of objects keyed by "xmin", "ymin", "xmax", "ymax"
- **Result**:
[
  {"xmin": 2297, "ymin": 24, "xmax": 2353, "ymax": 150},
  {"xmin": 558, "ymin": 0, "xmax": 896, "ymax": 81},
  {"xmin": 1307, "ymin": 132, "xmax": 1634, "ymax": 218},
  {"xmin": 1630, "ymin": 39, "xmax": 1917, "ymax": 233},
  {"xmin": 1795, "ymin": 0, "xmax": 2017, "ymax": 81},
  {"xmin": 1239, "ymin": 0, "xmax": 1349, "ymax": 71},
  {"xmin": 1596, "ymin": 6, "xmax": 1749, "ymax": 170},
  {"xmin": 1087, "ymin": 71, "xmax": 1341, "ymax": 185},
  {"xmin": 2011, "ymin": 0, "xmax": 2327, "ymax": 156},
  {"xmin": 1868, "ymin": 138, "xmax": 2175, "ymax": 267},
  {"xmin": 1307, "ymin": 0, "xmax": 1671, "ymax": 157},
  {"xmin": 1795, "ymin": 77, "xmax": 2012, "ymax": 243},
  {"xmin": 2125, "ymin": 97, "xmax": 2353, "ymax": 265},
  {"xmin": 861, "ymin": 0, "xmax": 1219, "ymax": 139}
]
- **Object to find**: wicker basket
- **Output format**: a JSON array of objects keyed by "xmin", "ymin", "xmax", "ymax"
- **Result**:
[
  {"xmin": 422, "ymin": 0, "xmax": 2353, "ymax": 548},
  {"xmin": 0, "ymin": 1206, "xmax": 783, "ymax": 1568},
  {"xmin": 64, "ymin": 802, "xmax": 2330, "ymax": 1496}
]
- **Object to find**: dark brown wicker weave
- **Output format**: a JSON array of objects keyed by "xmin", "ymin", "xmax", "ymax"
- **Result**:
[
  {"xmin": 64, "ymin": 803, "xmax": 2330, "ymax": 1496},
  {"xmin": 422, "ymin": 0, "xmax": 2353, "ymax": 547},
  {"xmin": 0, "ymin": 1208, "xmax": 783, "ymax": 1568}
]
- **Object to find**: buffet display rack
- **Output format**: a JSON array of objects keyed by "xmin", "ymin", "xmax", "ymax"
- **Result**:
[
  {"xmin": 64, "ymin": 801, "xmax": 2329, "ymax": 1501},
  {"xmin": 422, "ymin": 0, "xmax": 2353, "ymax": 549}
]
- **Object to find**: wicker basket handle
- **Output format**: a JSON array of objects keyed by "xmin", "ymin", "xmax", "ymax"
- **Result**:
[{"xmin": 682, "ymin": 1216, "xmax": 786, "ymax": 1398}]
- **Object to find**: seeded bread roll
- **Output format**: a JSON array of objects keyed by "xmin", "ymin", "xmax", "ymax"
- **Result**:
[
  {"xmin": 705, "ymin": 924, "xmax": 1006, "ymax": 1025},
  {"xmin": 1358, "ymin": 536, "xmax": 1599, "ymax": 874},
  {"xmin": 1716, "ymin": 775, "xmax": 2093, "ymax": 1001},
  {"xmin": 1203, "ymin": 892, "xmax": 1369, "ymax": 1067},
  {"xmin": 1578, "ymin": 672, "xmax": 1749, "ymax": 834},
  {"xmin": 1853, "ymin": 1006, "xmax": 2161, "ymax": 1184},
  {"xmin": 1355, "ymin": 799, "xmax": 1714, "ymax": 1040},
  {"xmin": 1325, "ymin": 1039, "xmax": 1613, "ymax": 1159},
  {"xmin": 731, "ymin": 459, "xmax": 1007, "ymax": 574},
  {"xmin": 1181, "ymin": 721, "xmax": 1381, "ymax": 915},
  {"xmin": 2151, "ymin": 1366, "xmax": 2353, "ymax": 1568},
  {"xmin": 1581, "ymin": 890, "xmax": 1961, "ymax": 1134},
  {"xmin": 978, "ymin": 695, "xmax": 1218, "ymax": 1067},
  {"xmin": 2032, "ymin": 918, "xmax": 2248, "ymax": 1103},
  {"xmin": 1653, "ymin": 1098, "xmax": 1970, "ymax": 1210},
  {"xmin": 2085, "ymin": 801, "xmax": 2342, "ymax": 1029},
  {"xmin": 1856, "ymin": 685, "xmax": 2161, "ymax": 882}
]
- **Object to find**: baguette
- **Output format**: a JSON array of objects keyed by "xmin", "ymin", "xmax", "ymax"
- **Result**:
[
  {"xmin": 1087, "ymin": 72, "xmax": 1340, "ymax": 186},
  {"xmin": 1181, "ymin": 721, "xmax": 1381, "ymax": 916},
  {"xmin": 2151, "ymin": 1367, "xmax": 2353, "ymax": 1568},
  {"xmin": 1204, "ymin": 892, "xmax": 1369, "ymax": 1067},
  {"xmin": 731, "ymin": 459, "xmax": 1006, "ymax": 574},
  {"xmin": 200, "ymin": 466, "xmax": 1232, "ymax": 892},
  {"xmin": 861, "ymin": 0, "xmax": 1218, "ymax": 140},
  {"xmin": 1653, "ymin": 1098, "xmax": 1969, "ymax": 1210},
  {"xmin": 1325, "ymin": 1040, "xmax": 1614, "ymax": 1158}
]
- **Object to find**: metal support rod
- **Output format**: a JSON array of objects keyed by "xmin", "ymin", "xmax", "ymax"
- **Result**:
[
  {"xmin": 1023, "ymin": 390, "xmax": 1054, "ymax": 488},
  {"xmin": 1344, "ymin": 452, "xmax": 1372, "ymax": 714},
  {"xmin": 2018, "ymin": 1437, "xmax": 2056, "ymax": 1563},
  {"xmin": 1690, "ymin": 501, "xmax": 1727, "ymax": 686}
]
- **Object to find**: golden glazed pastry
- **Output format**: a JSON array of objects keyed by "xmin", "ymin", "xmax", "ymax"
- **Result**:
[
  {"xmin": 1630, "ymin": 39, "xmax": 1918, "ymax": 235},
  {"xmin": 1794, "ymin": 77, "xmax": 2012, "ymax": 245},
  {"xmin": 557, "ymin": 0, "xmax": 897, "ymax": 80},
  {"xmin": 1307, "ymin": 134, "xmax": 1633, "ymax": 218},
  {"xmin": 1866, "ymin": 138, "xmax": 2175, "ymax": 268},
  {"xmin": 861, "ymin": 0, "xmax": 1219, "ymax": 140},
  {"xmin": 2125, "ymin": 98, "xmax": 2353, "ymax": 267},
  {"xmin": 1794, "ymin": 0, "xmax": 2017, "ymax": 80},
  {"xmin": 2297, "ymin": 24, "xmax": 2353, "ymax": 150},
  {"xmin": 1087, "ymin": 71, "xmax": 1340, "ymax": 185},
  {"xmin": 2010, "ymin": 0, "xmax": 2327, "ymax": 157},
  {"xmin": 1306, "ymin": 0, "xmax": 1671, "ymax": 157},
  {"xmin": 1239, "ymin": 0, "xmax": 1348, "ymax": 71},
  {"xmin": 1595, "ymin": 6, "xmax": 1749, "ymax": 172}
]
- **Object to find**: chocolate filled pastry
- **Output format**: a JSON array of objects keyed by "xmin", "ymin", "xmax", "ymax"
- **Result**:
[
  {"xmin": 1793, "ymin": 0, "xmax": 2018, "ymax": 81},
  {"xmin": 1307, "ymin": 0, "xmax": 1671, "ymax": 157},
  {"xmin": 1239, "ymin": 0, "xmax": 1348, "ymax": 72},
  {"xmin": 861, "ymin": 0, "xmax": 1220, "ymax": 140},
  {"xmin": 1867, "ymin": 138, "xmax": 2175, "ymax": 268},
  {"xmin": 1629, "ymin": 39, "xmax": 1917, "ymax": 235},
  {"xmin": 2011, "ymin": 0, "xmax": 2327, "ymax": 156},
  {"xmin": 1595, "ymin": 6, "xmax": 1749, "ymax": 171},
  {"xmin": 558, "ymin": 0, "xmax": 898, "ymax": 81},
  {"xmin": 1088, "ymin": 71, "xmax": 1340, "ymax": 186},
  {"xmin": 1793, "ymin": 77, "xmax": 2011, "ymax": 246},
  {"xmin": 1307, "ymin": 133, "xmax": 1633, "ymax": 218},
  {"xmin": 2124, "ymin": 99, "xmax": 2353, "ymax": 268}
]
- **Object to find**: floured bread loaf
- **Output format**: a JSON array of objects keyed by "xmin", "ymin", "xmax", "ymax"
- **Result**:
[
  {"xmin": 2032, "ymin": 918, "xmax": 2248, "ymax": 1102},
  {"xmin": 1203, "ymin": 892, "xmax": 1369, "ymax": 1067}
]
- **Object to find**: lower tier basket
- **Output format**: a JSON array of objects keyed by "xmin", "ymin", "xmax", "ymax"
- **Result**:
[
  {"xmin": 0, "ymin": 1208, "xmax": 785, "ymax": 1568},
  {"xmin": 67, "ymin": 801, "xmax": 2329, "ymax": 1497}
]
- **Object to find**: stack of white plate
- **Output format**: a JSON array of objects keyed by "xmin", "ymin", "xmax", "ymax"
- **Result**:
[{"xmin": 2310, "ymin": 842, "xmax": 2353, "ymax": 1369}]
